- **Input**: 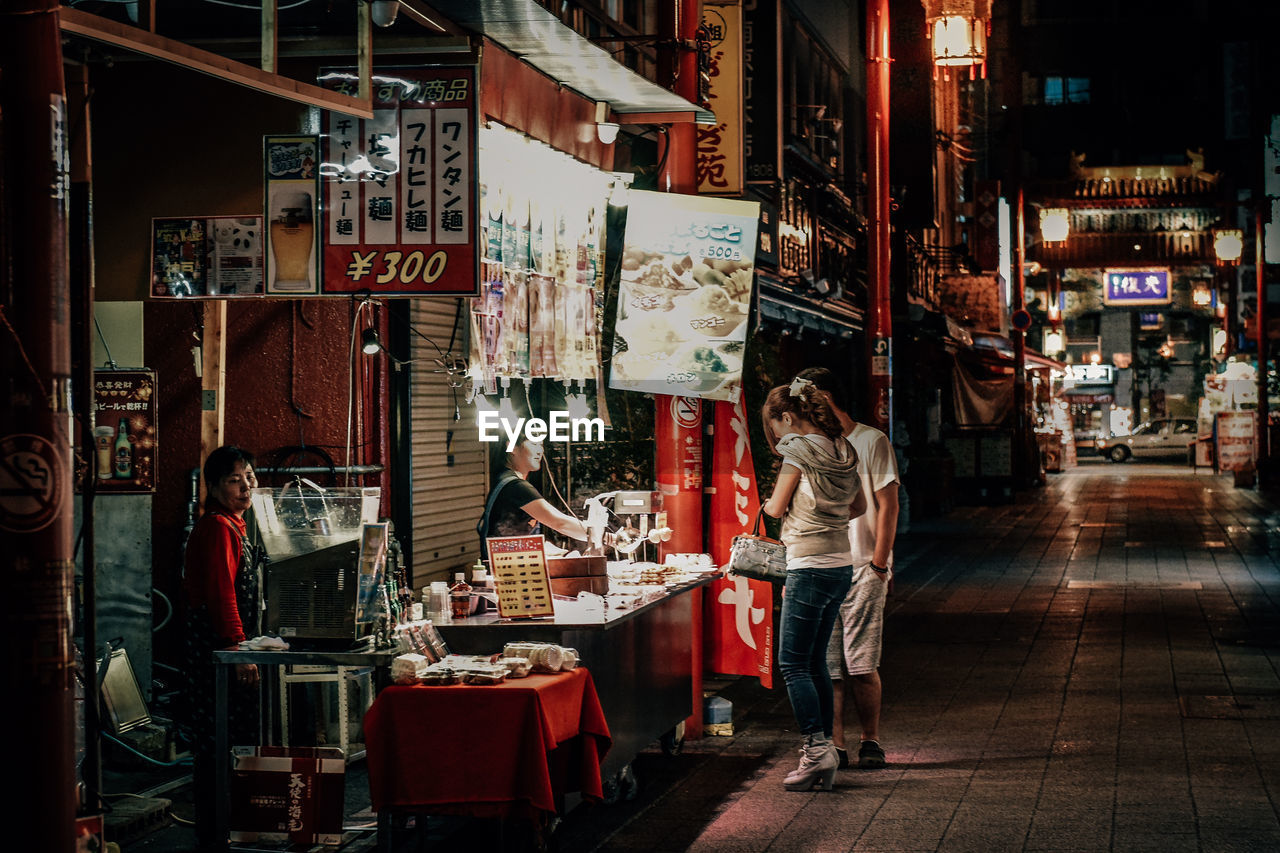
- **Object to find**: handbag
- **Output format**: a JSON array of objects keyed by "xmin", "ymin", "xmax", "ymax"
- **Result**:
[{"xmin": 727, "ymin": 510, "xmax": 788, "ymax": 584}]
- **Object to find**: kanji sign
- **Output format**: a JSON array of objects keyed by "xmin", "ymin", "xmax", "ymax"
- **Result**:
[
  {"xmin": 90, "ymin": 370, "xmax": 158, "ymax": 494},
  {"xmin": 697, "ymin": 2, "xmax": 743, "ymax": 195},
  {"xmin": 1104, "ymin": 268, "xmax": 1171, "ymax": 306},
  {"xmin": 319, "ymin": 66, "xmax": 479, "ymax": 296}
]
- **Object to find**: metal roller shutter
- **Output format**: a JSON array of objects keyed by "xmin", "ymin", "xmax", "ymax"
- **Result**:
[{"xmin": 407, "ymin": 297, "xmax": 486, "ymax": 589}]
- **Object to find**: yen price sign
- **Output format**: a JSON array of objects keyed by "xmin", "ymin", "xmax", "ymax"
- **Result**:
[{"xmin": 0, "ymin": 434, "xmax": 67, "ymax": 533}]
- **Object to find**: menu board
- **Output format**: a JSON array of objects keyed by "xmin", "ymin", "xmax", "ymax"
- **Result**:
[
  {"xmin": 319, "ymin": 65, "xmax": 479, "ymax": 297},
  {"xmin": 486, "ymin": 535, "xmax": 555, "ymax": 619},
  {"xmin": 608, "ymin": 191, "xmax": 760, "ymax": 402}
]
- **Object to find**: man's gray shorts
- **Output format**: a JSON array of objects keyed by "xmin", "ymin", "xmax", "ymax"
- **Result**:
[{"xmin": 826, "ymin": 562, "xmax": 890, "ymax": 678}]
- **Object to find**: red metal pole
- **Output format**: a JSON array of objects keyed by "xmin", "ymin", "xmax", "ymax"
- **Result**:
[
  {"xmin": 1258, "ymin": 206, "xmax": 1269, "ymax": 472},
  {"xmin": 656, "ymin": 0, "xmax": 704, "ymax": 739},
  {"xmin": 0, "ymin": 0, "xmax": 77, "ymax": 850},
  {"xmin": 1014, "ymin": 186, "xmax": 1028, "ymax": 481},
  {"xmin": 866, "ymin": 0, "xmax": 893, "ymax": 433}
]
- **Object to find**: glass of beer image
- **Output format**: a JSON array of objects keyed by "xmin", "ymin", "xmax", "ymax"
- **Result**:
[
  {"xmin": 94, "ymin": 425, "xmax": 115, "ymax": 480},
  {"xmin": 270, "ymin": 189, "xmax": 315, "ymax": 292}
]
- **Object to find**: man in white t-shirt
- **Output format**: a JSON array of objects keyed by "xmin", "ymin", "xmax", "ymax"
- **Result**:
[{"xmin": 796, "ymin": 367, "xmax": 900, "ymax": 770}]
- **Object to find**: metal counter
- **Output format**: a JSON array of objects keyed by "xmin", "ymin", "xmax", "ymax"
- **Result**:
[{"xmin": 437, "ymin": 575, "xmax": 716, "ymax": 780}]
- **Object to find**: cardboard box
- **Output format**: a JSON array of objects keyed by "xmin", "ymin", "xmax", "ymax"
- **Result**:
[{"xmin": 229, "ymin": 746, "xmax": 345, "ymax": 845}]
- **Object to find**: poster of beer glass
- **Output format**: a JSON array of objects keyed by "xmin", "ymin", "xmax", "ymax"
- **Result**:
[
  {"xmin": 608, "ymin": 190, "xmax": 760, "ymax": 402},
  {"xmin": 263, "ymin": 135, "xmax": 321, "ymax": 295},
  {"xmin": 89, "ymin": 370, "xmax": 158, "ymax": 494}
]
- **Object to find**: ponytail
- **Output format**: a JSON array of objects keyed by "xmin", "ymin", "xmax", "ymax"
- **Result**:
[{"xmin": 762, "ymin": 378, "xmax": 845, "ymax": 449}]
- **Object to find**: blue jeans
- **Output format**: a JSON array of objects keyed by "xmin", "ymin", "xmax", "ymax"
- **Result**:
[{"xmin": 779, "ymin": 566, "xmax": 853, "ymax": 736}]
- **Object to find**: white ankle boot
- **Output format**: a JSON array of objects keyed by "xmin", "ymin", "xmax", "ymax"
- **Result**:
[{"xmin": 783, "ymin": 733, "xmax": 838, "ymax": 791}]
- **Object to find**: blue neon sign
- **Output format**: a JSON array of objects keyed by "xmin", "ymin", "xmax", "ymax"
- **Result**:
[{"xmin": 1104, "ymin": 269, "xmax": 1170, "ymax": 305}]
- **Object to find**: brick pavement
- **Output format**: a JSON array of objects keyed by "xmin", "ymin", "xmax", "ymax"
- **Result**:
[{"xmin": 559, "ymin": 462, "xmax": 1280, "ymax": 853}]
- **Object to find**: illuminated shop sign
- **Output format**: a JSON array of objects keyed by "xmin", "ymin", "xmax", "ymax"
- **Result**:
[
  {"xmin": 1067, "ymin": 364, "xmax": 1115, "ymax": 386},
  {"xmin": 1104, "ymin": 269, "xmax": 1170, "ymax": 306}
]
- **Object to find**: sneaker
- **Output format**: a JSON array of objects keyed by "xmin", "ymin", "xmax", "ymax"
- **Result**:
[
  {"xmin": 835, "ymin": 746, "xmax": 849, "ymax": 769},
  {"xmin": 858, "ymin": 739, "xmax": 886, "ymax": 768}
]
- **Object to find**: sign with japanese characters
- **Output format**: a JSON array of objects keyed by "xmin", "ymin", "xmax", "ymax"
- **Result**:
[
  {"xmin": 742, "ymin": 0, "xmax": 779, "ymax": 183},
  {"xmin": 90, "ymin": 370, "xmax": 157, "ymax": 494},
  {"xmin": 319, "ymin": 66, "xmax": 479, "ymax": 297},
  {"xmin": 698, "ymin": 1, "xmax": 744, "ymax": 195},
  {"xmin": 609, "ymin": 191, "xmax": 760, "ymax": 402},
  {"xmin": 151, "ymin": 216, "xmax": 264, "ymax": 298},
  {"xmin": 1066, "ymin": 364, "xmax": 1115, "ymax": 386},
  {"xmin": 705, "ymin": 396, "xmax": 772, "ymax": 688},
  {"xmin": 1104, "ymin": 268, "xmax": 1171, "ymax": 306}
]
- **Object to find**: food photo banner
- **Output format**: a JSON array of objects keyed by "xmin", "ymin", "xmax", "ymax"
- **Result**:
[
  {"xmin": 608, "ymin": 191, "xmax": 760, "ymax": 402},
  {"xmin": 319, "ymin": 65, "xmax": 479, "ymax": 296}
]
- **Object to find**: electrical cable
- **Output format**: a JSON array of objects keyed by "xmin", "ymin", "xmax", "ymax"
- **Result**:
[
  {"xmin": 152, "ymin": 588, "xmax": 173, "ymax": 633},
  {"xmin": 94, "ymin": 313, "xmax": 119, "ymax": 369},
  {"xmin": 345, "ymin": 298, "xmax": 374, "ymax": 487}
]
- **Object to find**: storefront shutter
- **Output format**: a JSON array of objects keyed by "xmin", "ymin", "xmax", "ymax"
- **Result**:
[{"xmin": 407, "ymin": 298, "xmax": 486, "ymax": 587}]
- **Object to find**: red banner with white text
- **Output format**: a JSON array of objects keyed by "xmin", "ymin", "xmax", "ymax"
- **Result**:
[{"xmin": 704, "ymin": 396, "xmax": 773, "ymax": 688}]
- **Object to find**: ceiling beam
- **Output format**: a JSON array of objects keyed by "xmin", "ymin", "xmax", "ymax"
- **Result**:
[{"xmin": 58, "ymin": 7, "xmax": 374, "ymax": 118}]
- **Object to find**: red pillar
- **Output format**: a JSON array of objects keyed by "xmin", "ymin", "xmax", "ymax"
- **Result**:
[
  {"xmin": 1258, "ymin": 206, "xmax": 1269, "ymax": 471},
  {"xmin": 866, "ymin": 0, "xmax": 893, "ymax": 432},
  {"xmin": 1013, "ymin": 187, "xmax": 1029, "ymax": 481},
  {"xmin": 656, "ymin": 0, "xmax": 704, "ymax": 739},
  {"xmin": 0, "ymin": 0, "xmax": 77, "ymax": 850}
]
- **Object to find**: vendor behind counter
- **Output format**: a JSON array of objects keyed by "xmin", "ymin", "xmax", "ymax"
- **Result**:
[{"xmin": 478, "ymin": 438, "xmax": 589, "ymax": 559}]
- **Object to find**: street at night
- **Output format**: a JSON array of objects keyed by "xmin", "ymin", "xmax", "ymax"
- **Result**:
[{"xmin": 2, "ymin": 0, "xmax": 1277, "ymax": 850}]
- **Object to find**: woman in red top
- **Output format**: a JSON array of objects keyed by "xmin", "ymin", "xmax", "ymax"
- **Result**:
[{"xmin": 182, "ymin": 445, "xmax": 261, "ymax": 851}]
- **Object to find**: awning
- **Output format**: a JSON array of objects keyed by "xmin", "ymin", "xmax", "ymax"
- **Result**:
[
  {"xmin": 423, "ymin": 0, "xmax": 715, "ymax": 124},
  {"xmin": 1024, "ymin": 350, "xmax": 1066, "ymax": 372}
]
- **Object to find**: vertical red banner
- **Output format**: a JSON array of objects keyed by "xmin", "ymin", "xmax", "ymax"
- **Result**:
[{"xmin": 705, "ymin": 397, "xmax": 773, "ymax": 688}]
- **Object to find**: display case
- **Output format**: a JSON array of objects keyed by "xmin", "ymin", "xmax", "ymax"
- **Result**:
[{"xmin": 250, "ymin": 484, "xmax": 379, "ymax": 559}]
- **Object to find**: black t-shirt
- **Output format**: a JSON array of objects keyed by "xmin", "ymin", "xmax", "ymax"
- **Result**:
[{"xmin": 486, "ymin": 476, "xmax": 543, "ymax": 540}]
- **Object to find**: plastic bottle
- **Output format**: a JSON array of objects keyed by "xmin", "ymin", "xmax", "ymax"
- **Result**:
[
  {"xmin": 471, "ymin": 559, "xmax": 494, "ymax": 591},
  {"xmin": 449, "ymin": 572, "xmax": 473, "ymax": 619},
  {"xmin": 427, "ymin": 581, "xmax": 450, "ymax": 623}
]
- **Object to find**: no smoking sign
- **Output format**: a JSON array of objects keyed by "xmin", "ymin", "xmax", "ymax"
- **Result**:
[{"xmin": 0, "ymin": 434, "xmax": 67, "ymax": 533}]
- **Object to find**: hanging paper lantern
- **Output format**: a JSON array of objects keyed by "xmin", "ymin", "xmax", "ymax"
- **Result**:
[{"xmin": 922, "ymin": 0, "xmax": 993, "ymax": 78}]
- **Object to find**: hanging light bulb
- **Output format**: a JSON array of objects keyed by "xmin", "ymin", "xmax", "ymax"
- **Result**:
[{"xmin": 361, "ymin": 327, "xmax": 383, "ymax": 356}]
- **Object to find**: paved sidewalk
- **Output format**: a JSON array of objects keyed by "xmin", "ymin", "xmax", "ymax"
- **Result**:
[{"xmin": 559, "ymin": 462, "xmax": 1280, "ymax": 853}]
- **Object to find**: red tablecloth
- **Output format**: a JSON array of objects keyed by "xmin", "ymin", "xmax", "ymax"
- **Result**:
[{"xmin": 364, "ymin": 667, "xmax": 611, "ymax": 818}]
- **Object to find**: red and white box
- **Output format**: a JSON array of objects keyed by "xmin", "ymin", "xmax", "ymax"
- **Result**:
[{"xmin": 229, "ymin": 745, "xmax": 345, "ymax": 845}]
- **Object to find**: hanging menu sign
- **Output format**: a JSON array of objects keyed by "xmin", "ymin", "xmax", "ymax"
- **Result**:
[
  {"xmin": 319, "ymin": 66, "xmax": 479, "ymax": 297},
  {"xmin": 609, "ymin": 190, "xmax": 760, "ymax": 402}
]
